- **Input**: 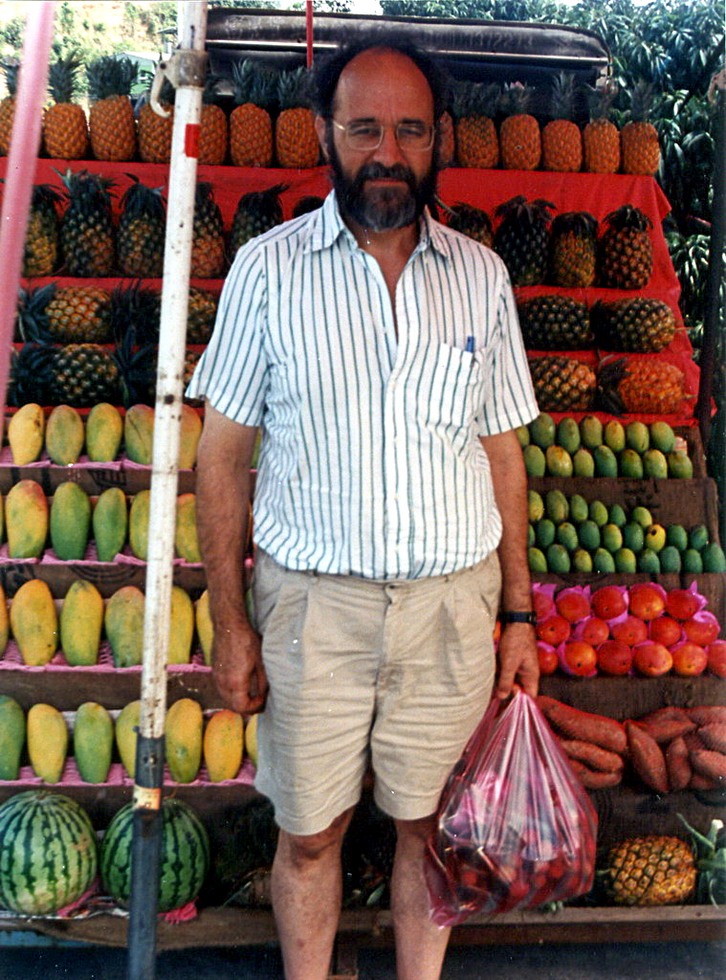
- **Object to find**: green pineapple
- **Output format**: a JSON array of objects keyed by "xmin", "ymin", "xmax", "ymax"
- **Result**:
[
  {"xmin": 51, "ymin": 343, "xmax": 121, "ymax": 406},
  {"xmin": 187, "ymin": 287, "xmax": 218, "ymax": 345},
  {"xmin": 117, "ymin": 176, "xmax": 166, "ymax": 278},
  {"xmin": 23, "ymin": 185, "xmax": 63, "ymax": 277},
  {"xmin": 528, "ymin": 355, "xmax": 597, "ymax": 412},
  {"xmin": 230, "ymin": 183, "xmax": 287, "ymax": 256},
  {"xmin": 517, "ymin": 296, "xmax": 592, "ymax": 350},
  {"xmin": 493, "ymin": 196, "xmax": 555, "ymax": 286},
  {"xmin": 58, "ymin": 168, "xmax": 116, "ymax": 277},
  {"xmin": 548, "ymin": 211, "xmax": 598, "ymax": 287},
  {"xmin": 446, "ymin": 202, "xmax": 493, "ymax": 248},
  {"xmin": 591, "ymin": 298, "xmax": 677, "ymax": 353}
]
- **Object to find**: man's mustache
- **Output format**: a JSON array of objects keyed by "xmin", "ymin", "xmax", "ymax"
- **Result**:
[{"xmin": 353, "ymin": 162, "xmax": 417, "ymax": 190}]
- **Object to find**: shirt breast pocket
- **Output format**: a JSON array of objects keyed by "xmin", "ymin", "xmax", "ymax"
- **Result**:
[{"xmin": 414, "ymin": 342, "xmax": 488, "ymax": 454}]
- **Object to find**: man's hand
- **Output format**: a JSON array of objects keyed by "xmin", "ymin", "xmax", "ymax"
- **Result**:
[
  {"xmin": 495, "ymin": 622, "xmax": 539, "ymax": 699},
  {"xmin": 212, "ymin": 622, "xmax": 268, "ymax": 714}
]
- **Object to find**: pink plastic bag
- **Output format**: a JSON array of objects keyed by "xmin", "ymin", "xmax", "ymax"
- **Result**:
[{"xmin": 425, "ymin": 690, "xmax": 597, "ymax": 926}]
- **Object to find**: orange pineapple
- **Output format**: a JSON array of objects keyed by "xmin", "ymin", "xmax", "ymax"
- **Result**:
[
  {"xmin": 451, "ymin": 79, "xmax": 499, "ymax": 169},
  {"xmin": 541, "ymin": 72, "xmax": 582, "ymax": 172},
  {"xmin": 598, "ymin": 357, "xmax": 687, "ymax": 415},
  {"xmin": 229, "ymin": 60, "xmax": 274, "ymax": 168},
  {"xmin": 621, "ymin": 81, "xmax": 661, "ymax": 175},
  {"xmin": 199, "ymin": 74, "xmax": 228, "ymax": 166},
  {"xmin": 191, "ymin": 182, "xmax": 226, "ymax": 279},
  {"xmin": 0, "ymin": 61, "xmax": 19, "ymax": 155},
  {"xmin": 138, "ymin": 76, "xmax": 174, "ymax": 164},
  {"xmin": 275, "ymin": 66, "xmax": 319, "ymax": 169},
  {"xmin": 436, "ymin": 110, "xmax": 455, "ymax": 168},
  {"xmin": 42, "ymin": 54, "xmax": 89, "ymax": 160},
  {"xmin": 86, "ymin": 55, "xmax": 138, "ymax": 161},
  {"xmin": 583, "ymin": 81, "xmax": 621, "ymax": 174},
  {"xmin": 498, "ymin": 83, "xmax": 541, "ymax": 171}
]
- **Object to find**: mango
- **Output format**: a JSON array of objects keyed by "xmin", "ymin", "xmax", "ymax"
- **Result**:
[
  {"xmin": 527, "ymin": 546, "xmax": 547, "ymax": 574},
  {"xmin": 659, "ymin": 545, "xmax": 682, "ymax": 573},
  {"xmin": 702, "ymin": 542, "xmax": 726, "ymax": 573},
  {"xmin": 515, "ymin": 424, "xmax": 529, "ymax": 448},
  {"xmin": 5, "ymin": 479, "xmax": 48, "ymax": 558},
  {"xmin": 545, "ymin": 445, "xmax": 573, "ymax": 477},
  {"xmin": 179, "ymin": 404, "xmax": 203, "ymax": 470},
  {"xmin": 0, "ymin": 583, "xmax": 8, "ymax": 655},
  {"xmin": 593, "ymin": 444, "xmax": 618, "ymax": 477},
  {"xmin": 85, "ymin": 402, "xmax": 123, "ymax": 462},
  {"xmin": 60, "ymin": 580, "xmax": 104, "ymax": 666},
  {"xmin": 555, "ymin": 521, "xmax": 579, "ymax": 553},
  {"xmin": 593, "ymin": 548, "xmax": 616, "ymax": 574},
  {"xmin": 45, "ymin": 404, "xmax": 85, "ymax": 465},
  {"xmin": 168, "ymin": 585, "xmax": 194, "ymax": 665},
  {"xmin": 73, "ymin": 701, "xmax": 114, "ymax": 783},
  {"xmin": 115, "ymin": 699, "xmax": 141, "ymax": 778},
  {"xmin": 50, "ymin": 481, "xmax": 91, "ymax": 560},
  {"xmin": 124, "ymin": 404, "xmax": 155, "ymax": 465},
  {"xmin": 572, "ymin": 447, "xmax": 595, "ymax": 478},
  {"xmin": 603, "ymin": 419, "xmax": 626, "ymax": 453},
  {"xmin": 10, "ymin": 579, "xmax": 58, "ymax": 665},
  {"xmin": 0, "ymin": 694, "xmax": 25, "ymax": 780},
  {"xmin": 128, "ymin": 489, "xmax": 150, "ymax": 560},
  {"xmin": 244, "ymin": 714, "xmax": 258, "ymax": 767},
  {"xmin": 589, "ymin": 499, "xmax": 609, "ymax": 528},
  {"xmin": 522, "ymin": 444, "xmax": 545, "ymax": 477},
  {"xmin": 667, "ymin": 451, "xmax": 693, "ymax": 479},
  {"xmin": 27, "ymin": 703, "xmax": 68, "ymax": 782},
  {"xmin": 649, "ymin": 420, "xmax": 676, "ymax": 454},
  {"xmin": 614, "ymin": 547, "xmax": 637, "ymax": 573},
  {"xmin": 643, "ymin": 448, "xmax": 668, "ymax": 479},
  {"xmin": 545, "ymin": 489, "xmax": 569, "ymax": 524},
  {"xmin": 556, "ymin": 416, "xmax": 580, "ymax": 454},
  {"xmin": 572, "ymin": 548, "xmax": 593, "ymax": 573},
  {"xmin": 546, "ymin": 543, "xmax": 571, "ymax": 573},
  {"xmin": 7, "ymin": 403, "xmax": 45, "ymax": 464},
  {"xmin": 534, "ymin": 519, "xmax": 555, "ymax": 550},
  {"xmin": 637, "ymin": 549, "xmax": 661, "ymax": 574},
  {"xmin": 579, "ymin": 415, "xmax": 603, "ymax": 450},
  {"xmin": 625, "ymin": 420, "xmax": 650, "ymax": 454},
  {"xmin": 105, "ymin": 586, "xmax": 145, "ymax": 668},
  {"xmin": 92, "ymin": 487, "xmax": 128, "ymax": 561},
  {"xmin": 578, "ymin": 520, "xmax": 601, "ymax": 552},
  {"xmin": 569, "ymin": 494, "xmax": 589, "ymax": 525},
  {"xmin": 529, "ymin": 412, "xmax": 555, "ymax": 448},
  {"xmin": 682, "ymin": 548, "xmax": 703, "ymax": 573},
  {"xmin": 619, "ymin": 448, "xmax": 644, "ymax": 479},
  {"xmin": 165, "ymin": 697, "xmax": 203, "ymax": 783},
  {"xmin": 195, "ymin": 589, "xmax": 214, "ymax": 666},
  {"xmin": 175, "ymin": 493, "xmax": 201, "ymax": 563},
  {"xmin": 203, "ymin": 709, "xmax": 243, "ymax": 781},
  {"xmin": 609, "ymin": 503, "xmax": 627, "ymax": 529}
]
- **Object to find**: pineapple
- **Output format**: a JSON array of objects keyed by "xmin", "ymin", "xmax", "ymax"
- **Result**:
[
  {"xmin": 58, "ymin": 169, "xmax": 116, "ymax": 277},
  {"xmin": 598, "ymin": 205, "xmax": 653, "ymax": 289},
  {"xmin": 23, "ymin": 184, "xmax": 62, "ymax": 277},
  {"xmin": 229, "ymin": 61, "xmax": 275, "ymax": 168},
  {"xmin": 42, "ymin": 54, "xmax": 89, "ymax": 160},
  {"xmin": 52, "ymin": 343, "xmax": 121, "ymax": 407},
  {"xmin": 436, "ymin": 109, "xmax": 455, "ymax": 169},
  {"xmin": 451, "ymin": 80, "xmax": 500, "ymax": 169},
  {"xmin": 583, "ymin": 82, "xmax": 621, "ymax": 174},
  {"xmin": 199, "ymin": 74, "xmax": 228, "ymax": 166},
  {"xmin": 445, "ymin": 202, "xmax": 493, "ymax": 248},
  {"xmin": 621, "ymin": 81, "xmax": 661, "ymax": 176},
  {"xmin": 597, "ymin": 356, "xmax": 687, "ymax": 414},
  {"xmin": 604, "ymin": 836, "xmax": 696, "ymax": 907},
  {"xmin": 275, "ymin": 66, "xmax": 319, "ymax": 169},
  {"xmin": 0, "ymin": 61, "xmax": 19, "ymax": 156},
  {"xmin": 117, "ymin": 176, "xmax": 166, "ymax": 278},
  {"xmin": 230, "ymin": 183, "xmax": 287, "ymax": 255},
  {"xmin": 493, "ymin": 196, "xmax": 555, "ymax": 286},
  {"xmin": 541, "ymin": 72, "xmax": 582, "ymax": 172},
  {"xmin": 678, "ymin": 815, "xmax": 726, "ymax": 907},
  {"xmin": 17, "ymin": 283, "xmax": 112, "ymax": 345},
  {"xmin": 191, "ymin": 182, "xmax": 226, "ymax": 278},
  {"xmin": 591, "ymin": 298, "xmax": 676, "ymax": 353},
  {"xmin": 292, "ymin": 195, "xmax": 325, "ymax": 218},
  {"xmin": 86, "ymin": 55, "xmax": 138, "ymax": 162},
  {"xmin": 138, "ymin": 77, "xmax": 174, "ymax": 165},
  {"xmin": 548, "ymin": 211, "xmax": 598, "ymax": 288},
  {"xmin": 187, "ymin": 287, "xmax": 218, "ymax": 345},
  {"xmin": 528, "ymin": 355, "xmax": 597, "ymax": 412},
  {"xmin": 498, "ymin": 83, "xmax": 541, "ymax": 171},
  {"xmin": 517, "ymin": 296, "xmax": 592, "ymax": 351},
  {"xmin": 111, "ymin": 281, "xmax": 161, "ymax": 346}
]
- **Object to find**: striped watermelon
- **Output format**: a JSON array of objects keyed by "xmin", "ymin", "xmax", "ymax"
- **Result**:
[
  {"xmin": 100, "ymin": 797, "xmax": 210, "ymax": 912},
  {"xmin": 0, "ymin": 791, "xmax": 98, "ymax": 915}
]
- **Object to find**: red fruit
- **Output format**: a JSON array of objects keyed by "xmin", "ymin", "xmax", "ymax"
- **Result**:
[
  {"xmin": 596, "ymin": 639, "xmax": 633, "ymax": 676},
  {"xmin": 682, "ymin": 611, "xmax": 720, "ymax": 647},
  {"xmin": 575, "ymin": 616, "xmax": 610, "ymax": 647},
  {"xmin": 610, "ymin": 614, "xmax": 648, "ymax": 647},
  {"xmin": 648, "ymin": 615, "xmax": 683, "ymax": 648},
  {"xmin": 537, "ymin": 641, "xmax": 559, "ymax": 676},
  {"xmin": 536, "ymin": 614, "xmax": 571, "ymax": 646},
  {"xmin": 532, "ymin": 588, "xmax": 556, "ymax": 621},
  {"xmin": 560, "ymin": 640, "xmax": 598, "ymax": 677},
  {"xmin": 665, "ymin": 588, "xmax": 702, "ymax": 621},
  {"xmin": 591, "ymin": 585, "xmax": 628, "ymax": 621},
  {"xmin": 555, "ymin": 589, "xmax": 591, "ymax": 624},
  {"xmin": 629, "ymin": 583, "xmax": 666, "ymax": 621},
  {"xmin": 706, "ymin": 639, "xmax": 726, "ymax": 678},
  {"xmin": 633, "ymin": 641, "xmax": 673, "ymax": 677},
  {"xmin": 670, "ymin": 641, "xmax": 708, "ymax": 677}
]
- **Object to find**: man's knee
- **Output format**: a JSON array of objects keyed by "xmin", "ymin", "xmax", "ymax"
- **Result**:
[{"xmin": 277, "ymin": 807, "xmax": 356, "ymax": 866}]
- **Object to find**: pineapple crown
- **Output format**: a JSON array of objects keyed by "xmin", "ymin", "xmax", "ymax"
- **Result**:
[
  {"xmin": 292, "ymin": 195, "xmax": 324, "ymax": 218},
  {"xmin": 119, "ymin": 174, "xmax": 166, "ymax": 220},
  {"xmin": 678, "ymin": 815, "xmax": 726, "ymax": 907},
  {"xmin": 550, "ymin": 210, "xmax": 598, "ymax": 238},
  {"xmin": 495, "ymin": 195, "xmax": 556, "ymax": 228},
  {"xmin": 499, "ymin": 81, "xmax": 534, "ymax": 117},
  {"xmin": 603, "ymin": 204, "xmax": 653, "ymax": 232},
  {"xmin": 234, "ymin": 183, "xmax": 288, "ymax": 225},
  {"xmin": 111, "ymin": 281, "xmax": 161, "ymax": 347},
  {"xmin": 445, "ymin": 201, "xmax": 493, "ymax": 233},
  {"xmin": 277, "ymin": 65, "xmax": 314, "ymax": 111},
  {"xmin": 47, "ymin": 53, "xmax": 83, "ymax": 104},
  {"xmin": 628, "ymin": 79, "xmax": 655, "ymax": 123},
  {"xmin": 450, "ymin": 78, "xmax": 500, "ymax": 121},
  {"xmin": 56, "ymin": 168, "xmax": 116, "ymax": 216},
  {"xmin": 112, "ymin": 322, "xmax": 157, "ymax": 408},
  {"xmin": 594, "ymin": 355, "xmax": 629, "ymax": 414},
  {"xmin": 194, "ymin": 181, "xmax": 224, "ymax": 226},
  {"xmin": 549, "ymin": 71, "xmax": 577, "ymax": 122},
  {"xmin": 30, "ymin": 183, "xmax": 63, "ymax": 217},
  {"xmin": 7, "ymin": 342, "xmax": 56, "ymax": 407},
  {"xmin": 231, "ymin": 59, "xmax": 277, "ymax": 110},
  {"xmin": 1, "ymin": 60, "xmax": 19, "ymax": 96},
  {"xmin": 583, "ymin": 80, "xmax": 618, "ymax": 121},
  {"xmin": 86, "ymin": 55, "xmax": 139, "ymax": 102},
  {"xmin": 15, "ymin": 284, "xmax": 55, "ymax": 344}
]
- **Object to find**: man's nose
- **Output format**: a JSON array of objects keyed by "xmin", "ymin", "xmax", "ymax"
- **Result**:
[{"xmin": 371, "ymin": 125, "xmax": 407, "ymax": 166}]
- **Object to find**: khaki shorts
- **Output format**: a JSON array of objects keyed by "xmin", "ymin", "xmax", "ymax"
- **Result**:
[{"xmin": 251, "ymin": 549, "xmax": 501, "ymax": 836}]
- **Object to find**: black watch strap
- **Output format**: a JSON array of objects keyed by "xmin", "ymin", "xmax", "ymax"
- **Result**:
[{"xmin": 500, "ymin": 610, "xmax": 537, "ymax": 626}]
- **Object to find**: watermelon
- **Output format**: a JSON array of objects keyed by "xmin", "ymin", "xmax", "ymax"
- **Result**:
[
  {"xmin": 100, "ymin": 797, "xmax": 210, "ymax": 912},
  {"xmin": 0, "ymin": 791, "xmax": 97, "ymax": 915}
]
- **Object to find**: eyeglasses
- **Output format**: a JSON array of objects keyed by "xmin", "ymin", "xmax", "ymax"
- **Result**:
[{"xmin": 331, "ymin": 118, "xmax": 435, "ymax": 152}]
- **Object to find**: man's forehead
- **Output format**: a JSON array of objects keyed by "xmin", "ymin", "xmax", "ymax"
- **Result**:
[{"xmin": 333, "ymin": 47, "xmax": 434, "ymax": 116}]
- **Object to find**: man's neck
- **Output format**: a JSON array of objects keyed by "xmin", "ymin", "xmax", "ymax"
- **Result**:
[{"xmin": 346, "ymin": 214, "xmax": 420, "ymax": 262}]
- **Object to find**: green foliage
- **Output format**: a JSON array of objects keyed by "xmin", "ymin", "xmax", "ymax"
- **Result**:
[{"xmin": 0, "ymin": 16, "xmax": 24, "ymax": 58}]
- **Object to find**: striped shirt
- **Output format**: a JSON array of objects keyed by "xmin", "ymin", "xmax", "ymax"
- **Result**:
[{"xmin": 187, "ymin": 191, "xmax": 539, "ymax": 580}]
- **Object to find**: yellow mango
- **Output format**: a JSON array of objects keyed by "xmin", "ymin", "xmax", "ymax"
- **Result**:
[
  {"xmin": 0, "ymin": 694, "xmax": 25, "ymax": 780},
  {"xmin": 0, "ymin": 583, "xmax": 8, "ymax": 656},
  {"xmin": 104, "ymin": 586, "xmax": 145, "ymax": 667},
  {"xmin": 128, "ymin": 489, "xmax": 150, "ymax": 561},
  {"xmin": 178, "ymin": 404, "xmax": 203, "ymax": 470},
  {"xmin": 5, "ymin": 479, "xmax": 48, "ymax": 558},
  {"xmin": 45, "ymin": 404, "xmax": 85, "ymax": 465},
  {"xmin": 165, "ymin": 697, "xmax": 203, "ymax": 783},
  {"xmin": 73, "ymin": 701, "xmax": 113, "ymax": 783},
  {"xmin": 49, "ymin": 481, "xmax": 91, "ymax": 560},
  {"xmin": 168, "ymin": 586, "xmax": 194, "ymax": 665},
  {"xmin": 115, "ymin": 699, "xmax": 141, "ymax": 778},
  {"xmin": 175, "ymin": 493, "xmax": 201, "ymax": 563},
  {"xmin": 85, "ymin": 402, "xmax": 123, "ymax": 462},
  {"xmin": 92, "ymin": 487, "xmax": 128, "ymax": 562},
  {"xmin": 60, "ymin": 580, "xmax": 104, "ymax": 666},
  {"xmin": 244, "ymin": 713, "xmax": 258, "ymax": 768},
  {"xmin": 27, "ymin": 703, "xmax": 68, "ymax": 783},
  {"xmin": 7, "ymin": 403, "xmax": 45, "ymax": 464},
  {"xmin": 203, "ymin": 709, "xmax": 243, "ymax": 782},
  {"xmin": 124, "ymin": 403, "xmax": 155, "ymax": 465},
  {"xmin": 10, "ymin": 579, "xmax": 58, "ymax": 666},
  {"xmin": 195, "ymin": 589, "xmax": 213, "ymax": 666}
]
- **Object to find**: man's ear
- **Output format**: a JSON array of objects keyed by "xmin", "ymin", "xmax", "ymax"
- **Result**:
[{"xmin": 315, "ymin": 115, "xmax": 329, "ymax": 161}]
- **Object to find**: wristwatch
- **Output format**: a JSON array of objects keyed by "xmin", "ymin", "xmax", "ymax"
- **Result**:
[{"xmin": 500, "ymin": 610, "xmax": 537, "ymax": 626}]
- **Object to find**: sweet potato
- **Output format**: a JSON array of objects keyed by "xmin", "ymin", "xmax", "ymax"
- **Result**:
[
  {"xmin": 638, "ymin": 706, "xmax": 692, "ymax": 725},
  {"xmin": 687, "ymin": 706, "xmax": 726, "ymax": 727},
  {"xmin": 697, "ymin": 723, "xmax": 726, "ymax": 755},
  {"xmin": 559, "ymin": 738, "xmax": 624, "ymax": 774},
  {"xmin": 567, "ymin": 758, "xmax": 622, "ymax": 790},
  {"xmin": 689, "ymin": 772, "xmax": 719, "ymax": 791},
  {"xmin": 626, "ymin": 720, "xmax": 669, "ymax": 794},
  {"xmin": 665, "ymin": 736, "xmax": 692, "ymax": 792},
  {"xmin": 689, "ymin": 749, "xmax": 726, "ymax": 783},
  {"xmin": 635, "ymin": 716, "xmax": 696, "ymax": 744},
  {"xmin": 537, "ymin": 696, "xmax": 627, "ymax": 754},
  {"xmin": 682, "ymin": 729, "xmax": 704, "ymax": 753}
]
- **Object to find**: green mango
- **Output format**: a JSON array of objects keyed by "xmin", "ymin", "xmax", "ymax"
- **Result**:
[
  {"xmin": 688, "ymin": 524, "xmax": 710, "ymax": 551},
  {"xmin": 535, "ymin": 519, "xmax": 556, "ymax": 550},
  {"xmin": 529, "ymin": 413, "xmax": 556, "ymax": 449},
  {"xmin": 682, "ymin": 548, "xmax": 704, "ymax": 574},
  {"xmin": 578, "ymin": 519, "xmax": 601, "ymax": 552},
  {"xmin": 614, "ymin": 547, "xmax": 637, "ymax": 574},
  {"xmin": 572, "ymin": 447, "xmax": 595, "ymax": 478},
  {"xmin": 515, "ymin": 424, "xmax": 530, "ymax": 448},
  {"xmin": 589, "ymin": 499, "xmax": 609, "ymax": 528},
  {"xmin": 618, "ymin": 448, "xmax": 643, "ymax": 479},
  {"xmin": 572, "ymin": 548, "xmax": 593, "ymax": 573},
  {"xmin": 569, "ymin": 494, "xmax": 590, "ymax": 524},
  {"xmin": 608, "ymin": 503, "xmax": 628, "ymax": 528},
  {"xmin": 0, "ymin": 695, "xmax": 25, "ymax": 780},
  {"xmin": 528, "ymin": 547, "xmax": 548, "ymax": 574},
  {"xmin": 546, "ymin": 543, "xmax": 571, "ymax": 574},
  {"xmin": 593, "ymin": 548, "xmax": 616, "ymax": 574},
  {"xmin": 523, "ymin": 444, "xmax": 546, "ymax": 478},
  {"xmin": 545, "ymin": 445, "xmax": 573, "ymax": 477},
  {"xmin": 73, "ymin": 701, "xmax": 113, "ymax": 783},
  {"xmin": 579, "ymin": 415, "xmax": 603, "ymax": 450},
  {"xmin": 603, "ymin": 419, "xmax": 626, "ymax": 453},
  {"xmin": 643, "ymin": 448, "xmax": 668, "ymax": 479},
  {"xmin": 556, "ymin": 417, "xmax": 581, "ymax": 454},
  {"xmin": 631, "ymin": 506, "xmax": 654, "ymax": 529},
  {"xmin": 545, "ymin": 489, "xmax": 569, "ymax": 524},
  {"xmin": 637, "ymin": 549, "xmax": 661, "ymax": 574},
  {"xmin": 593, "ymin": 444, "xmax": 618, "ymax": 477},
  {"xmin": 649, "ymin": 420, "xmax": 676, "ymax": 454},
  {"xmin": 622, "ymin": 522, "xmax": 645, "ymax": 553},
  {"xmin": 625, "ymin": 420, "xmax": 649, "ymax": 454},
  {"xmin": 601, "ymin": 523, "xmax": 624, "ymax": 554},
  {"xmin": 50, "ymin": 481, "xmax": 91, "ymax": 560},
  {"xmin": 659, "ymin": 545, "xmax": 682, "ymax": 573},
  {"xmin": 93, "ymin": 487, "xmax": 128, "ymax": 562},
  {"xmin": 666, "ymin": 524, "xmax": 688, "ymax": 552},
  {"xmin": 667, "ymin": 451, "xmax": 693, "ymax": 479},
  {"xmin": 556, "ymin": 522, "xmax": 579, "ymax": 553},
  {"xmin": 527, "ymin": 490, "xmax": 544, "ymax": 522},
  {"xmin": 702, "ymin": 542, "xmax": 726, "ymax": 573}
]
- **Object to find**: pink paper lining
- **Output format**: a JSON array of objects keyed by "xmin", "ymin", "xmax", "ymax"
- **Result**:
[
  {"xmin": 0, "ymin": 445, "xmax": 196, "ymax": 474},
  {"xmin": 0, "ymin": 758, "xmax": 257, "ymax": 788},
  {"xmin": 0, "ymin": 637, "xmax": 211, "ymax": 672}
]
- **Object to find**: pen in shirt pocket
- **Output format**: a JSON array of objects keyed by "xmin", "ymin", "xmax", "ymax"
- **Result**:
[{"xmin": 465, "ymin": 335, "xmax": 475, "ymax": 353}]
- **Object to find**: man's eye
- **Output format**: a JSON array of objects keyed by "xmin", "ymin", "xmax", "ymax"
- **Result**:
[
  {"xmin": 349, "ymin": 124, "xmax": 381, "ymax": 139},
  {"xmin": 398, "ymin": 124, "xmax": 427, "ymax": 139}
]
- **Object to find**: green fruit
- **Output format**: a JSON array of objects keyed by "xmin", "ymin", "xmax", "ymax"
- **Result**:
[
  {"xmin": 618, "ymin": 448, "xmax": 643, "ymax": 479},
  {"xmin": 527, "ymin": 524, "xmax": 535, "ymax": 548},
  {"xmin": 556, "ymin": 521, "xmax": 579, "ymax": 552},
  {"xmin": 572, "ymin": 447, "xmax": 595, "ymax": 477},
  {"xmin": 546, "ymin": 543, "xmax": 571, "ymax": 573},
  {"xmin": 593, "ymin": 444, "xmax": 618, "ymax": 477},
  {"xmin": 667, "ymin": 451, "xmax": 693, "ymax": 479},
  {"xmin": 572, "ymin": 548, "xmax": 593, "ymax": 573},
  {"xmin": 529, "ymin": 412, "xmax": 556, "ymax": 448},
  {"xmin": 50, "ymin": 482, "xmax": 91, "ymax": 561},
  {"xmin": 649, "ymin": 420, "xmax": 676, "ymax": 454},
  {"xmin": 601, "ymin": 523, "xmax": 623, "ymax": 553},
  {"xmin": 688, "ymin": 524, "xmax": 710, "ymax": 551},
  {"xmin": 625, "ymin": 420, "xmax": 650, "ymax": 454},
  {"xmin": 644, "ymin": 524, "xmax": 666, "ymax": 552},
  {"xmin": 659, "ymin": 545, "xmax": 682, "ymax": 573},
  {"xmin": 515, "ymin": 424, "xmax": 530, "ymax": 448},
  {"xmin": 545, "ymin": 489, "xmax": 569, "ymax": 524},
  {"xmin": 642, "ymin": 448, "xmax": 668, "ymax": 479},
  {"xmin": 589, "ymin": 499, "xmax": 609, "ymax": 527},
  {"xmin": 528, "ymin": 547, "xmax": 548, "ymax": 574},
  {"xmin": 631, "ymin": 506, "xmax": 654, "ymax": 529},
  {"xmin": 556, "ymin": 416, "xmax": 581, "ymax": 454},
  {"xmin": 523, "ymin": 444, "xmax": 546, "ymax": 478},
  {"xmin": 603, "ymin": 419, "xmax": 626, "ymax": 453},
  {"xmin": 578, "ymin": 519, "xmax": 601, "ymax": 552},
  {"xmin": 535, "ymin": 518, "xmax": 556, "ymax": 549},
  {"xmin": 569, "ymin": 493, "xmax": 590, "ymax": 524},
  {"xmin": 593, "ymin": 548, "xmax": 616, "ymax": 574},
  {"xmin": 528, "ymin": 490, "xmax": 545, "ymax": 522},
  {"xmin": 0, "ymin": 695, "xmax": 25, "ymax": 781},
  {"xmin": 682, "ymin": 548, "xmax": 704, "ymax": 573},
  {"xmin": 622, "ymin": 522, "xmax": 645, "ymax": 553},
  {"xmin": 614, "ymin": 547, "xmax": 637, "ymax": 573},
  {"xmin": 579, "ymin": 415, "xmax": 603, "ymax": 450},
  {"xmin": 545, "ymin": 444, "xmax": 573, "ymax": 477},
  {"xmin": 666, "ymin": 524, "xmax": 688, "ymax": 552},
  {"xmin": 608, "ymin": 503, "xmax": 627, "ymax": 528},
  {"xmin": 73, "ymin": 702, "xmax": 113, "ymax": 784},
  {"xmin": 702, "ymin": 542, "xmax": 726, "ymax": 573},
  {"xmin": 637, "ymin": 549, "xmax": 661, "ymax": 574}
]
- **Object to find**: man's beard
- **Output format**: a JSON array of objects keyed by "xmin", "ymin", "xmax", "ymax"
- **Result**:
[{"xmin": 328, "ymin": 140, "xmax": 438, "ymax": 232}]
